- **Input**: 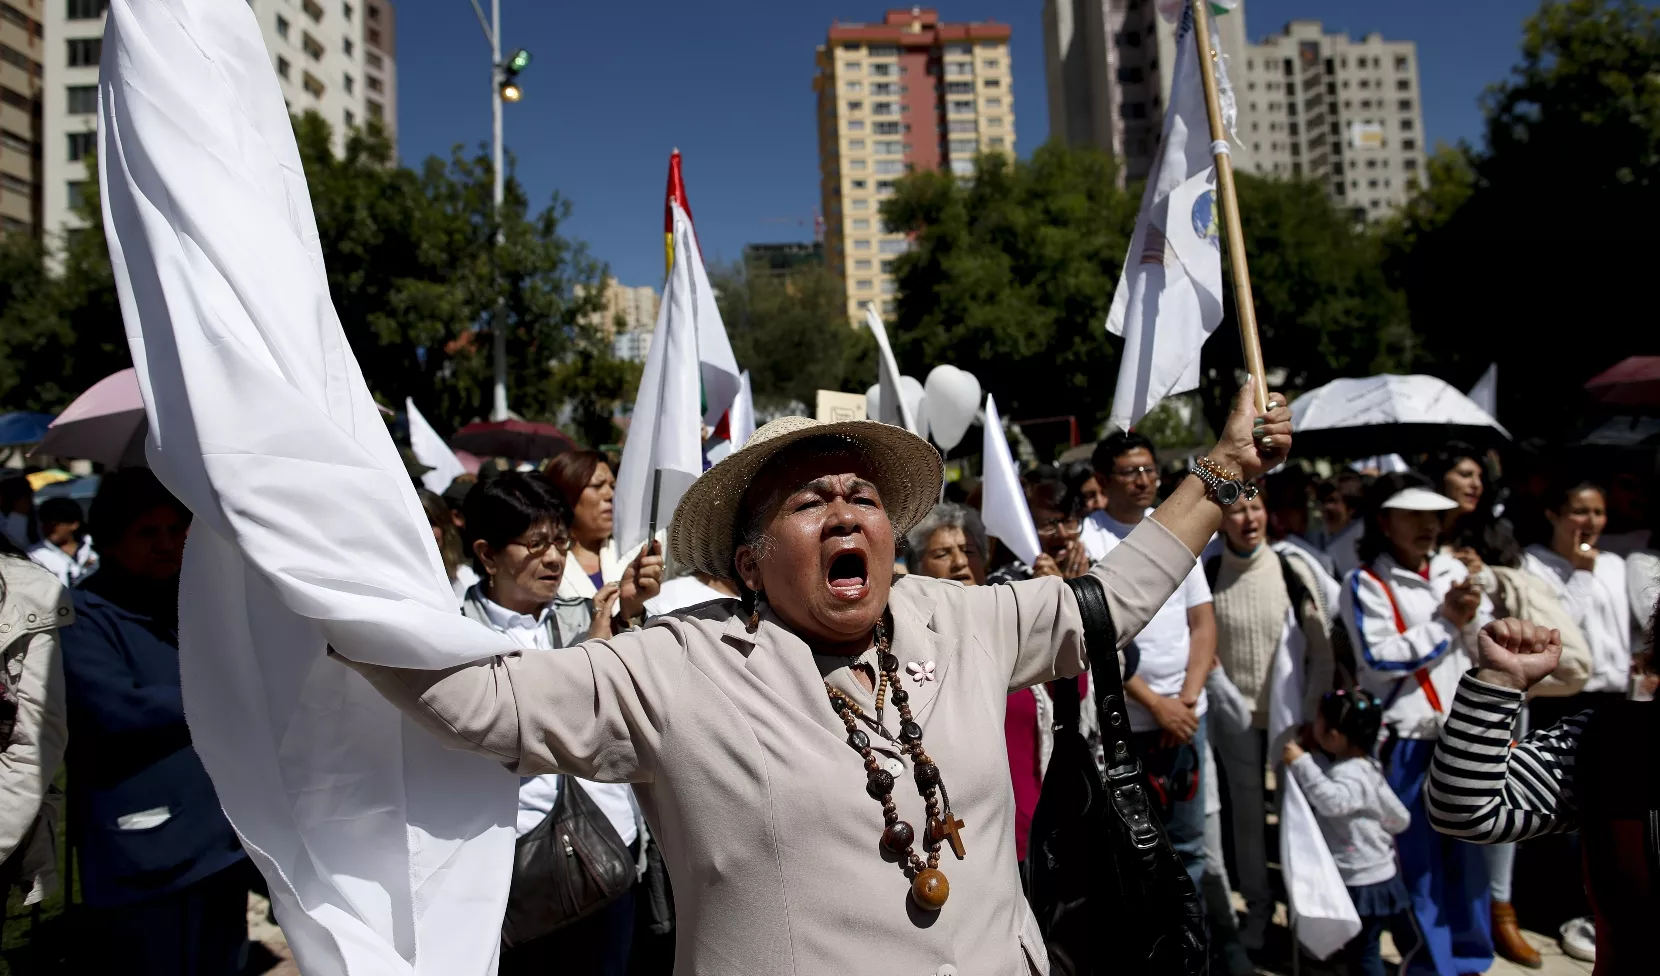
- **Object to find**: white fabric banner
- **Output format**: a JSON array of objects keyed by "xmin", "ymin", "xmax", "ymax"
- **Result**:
[
  {"xmin": 1267, "ymin": 610, "xmax": 1361, "ymax": 960},
  {"xmin": 979, "ymin": 395, "xmax": 1041, "ymax": 565},
  {"xmin": 730, "ymin": 369, "xmax": 756, "ymax": 450},
  {"xmin": 863, "ymin": 305, "xmax": 922, "ymax": 435},
  {"xmin": 407, "ymin": 397, "xmax": 466, "ymax": 496},
  {"xmin": 1467, "ymin": 363, "xmax": 1498, "ymax": 421},
  {"xmin": 1105, "ymin": 3, "xmax": 1231, "ymax": 432},
  {"xmin": 99, "ymin": 2, "xmax": 518, "ymax": 972},
  {"xmin": 614, "ymin": 201, "xmax": 741, "ymax": 555}
]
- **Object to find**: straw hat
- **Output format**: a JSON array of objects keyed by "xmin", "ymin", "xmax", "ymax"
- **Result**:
[{"xmin": 669, "ymin": 416, "xmax": 944, "ymax": 578}]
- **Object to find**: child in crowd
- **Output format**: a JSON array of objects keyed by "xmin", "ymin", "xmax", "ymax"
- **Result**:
[{"xmin": 1284, "ymin": 690, "xmax": 1420, "ymax": 976}]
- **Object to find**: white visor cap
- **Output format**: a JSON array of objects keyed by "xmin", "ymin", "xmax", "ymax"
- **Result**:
[{"xmin": 1381, "ymin": 487, "xmax": 1461, "ymax": 512}]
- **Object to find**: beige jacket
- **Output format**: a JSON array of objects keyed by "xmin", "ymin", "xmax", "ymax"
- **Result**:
[
  {"xmin": 344, "ymin": 518, "xmax": 1198, "ymax": 976},
  {"xmin": 0, "ymin": 555, "xmax": 71, "ymax": 903}
]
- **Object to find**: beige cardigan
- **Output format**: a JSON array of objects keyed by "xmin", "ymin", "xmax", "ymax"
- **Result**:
[{"xmin": 343, "ymin": 517, "xmax": 1198, "ymax": 976}]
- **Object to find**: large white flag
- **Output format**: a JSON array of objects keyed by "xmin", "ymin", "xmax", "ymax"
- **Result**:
[
  {"xmin": 407, "ymin": 397, "xmax": 466, "ymax": 495},
  {"xmin": 100, "ymin": 2, "xmax": 518, "ymax": 972},
  {"xmin": 864, "ymin": 304, "xmax": 923, "ymax": 435},
  {"xmin": 614, "ymin": 201, "xmax": 741, "ymax": 555},
  {"xmin": 980, "ymin": 394, "xmax": 1042, "ymax": 565},
  {"xmin": 1105, "ymin": 2, "xmax": 1234, "ymax": 432}
]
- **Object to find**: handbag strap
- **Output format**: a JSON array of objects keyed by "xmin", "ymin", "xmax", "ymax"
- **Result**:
[{"xmin": 1065, "ymin": 575, "xmax": 1160, "ymax": 852}]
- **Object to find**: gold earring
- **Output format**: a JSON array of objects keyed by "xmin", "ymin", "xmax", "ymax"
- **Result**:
[{"xmin": 747, "ymin": 592, "xmax": 763, "ymax": 633}]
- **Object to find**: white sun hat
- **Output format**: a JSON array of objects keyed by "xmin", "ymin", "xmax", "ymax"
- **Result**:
[{"xmin": 1380, "ymin": 487, "xmax": 1461, "ymax": 512}]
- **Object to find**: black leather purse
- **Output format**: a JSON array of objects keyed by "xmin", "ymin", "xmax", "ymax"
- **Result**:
[
  {"xmin": 1025, "ymin": 574, "xmax": 1208, "ymax": 975},
  {"xmin": 501, "ymin": 777, "xmax": 637, "ymax": 948}
]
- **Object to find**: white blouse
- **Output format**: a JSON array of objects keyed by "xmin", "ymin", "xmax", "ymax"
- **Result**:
[{"xmin": 1523, "ymin": 545, "xmax": 1633, "ymax": 695}]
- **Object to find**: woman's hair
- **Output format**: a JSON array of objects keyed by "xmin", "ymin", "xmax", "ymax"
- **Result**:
[
  {"xmin": 37, "ymin": 497, "xmax": 85, "ymax": 531},
  {"xmin": 1318, "ymin": 688, "xmax": 1384, "ymax": 752},
  {"xmin": 904, "ymin": 503, "xmax": 987, "ymax": 573},
  {"xmin": 1519, "ymin": 476, "xmax": 1606, "ymax": 546},
  {"xmin": 89, "ymin": 468, "xmax": 192, "ymax": 545},
  {"xmin": 1355, "ymin": 470, "xmax": 1437, "ymax": 566},
  {"xmin": 541, "ymin": 450, "xmax": 607, "ymax": 514},
  {"xmin": 1420, "ymin": 442, "xmax": 1483, "ymax": 494},
  {"xmin": 418, "ymin": 488, "xmax": 464, "ymax": 582},
  {"xmin": 1024, "ymin": 477, "xmax": 1079, "ymax": 519},
  {"xmin": 460, "ymin": 472, "xmax": 572, "ymax": 575},
  {"xmin": 1317, "ymin": 471, "xmax": 1366, "ymax": 517}
]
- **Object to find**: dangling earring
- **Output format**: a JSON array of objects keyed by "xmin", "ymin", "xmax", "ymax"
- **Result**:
[{"xmin": 747, "ymin": 591, "xmax": 764, "ymax": 633}]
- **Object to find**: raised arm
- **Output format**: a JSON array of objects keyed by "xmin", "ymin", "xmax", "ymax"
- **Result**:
[{"xmin": 1428, "ymin": 618, "xmax": 1582, "ymax": 843}]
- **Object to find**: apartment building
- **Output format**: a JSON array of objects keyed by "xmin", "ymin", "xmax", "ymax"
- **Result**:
[
  {"xmin": 815, "ymin": 8, "xmax": 1015, "ymax": 323},
  {"xmin": 1238, "ymin": 20, "xmax": 1427, "ymax": 219},
  {"xmin": 40, "ymin": 0, "xmax": 396, "ymax": 243},
  {"xmin": 0, "ymin": 0, "xmax": 41, "ymax": 236},
  {"xmin": 1043, "ymin": 0, "xmax": 1250, "ymax": 184}
]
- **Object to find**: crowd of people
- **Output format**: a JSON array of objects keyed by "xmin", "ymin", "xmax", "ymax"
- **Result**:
[{"xmin": 1, "ymin": 409, "xmax": 1655, "ymax": 975}]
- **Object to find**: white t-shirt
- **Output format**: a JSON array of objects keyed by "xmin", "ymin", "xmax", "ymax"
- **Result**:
[
  {"xmin": 477, "ymin": 593, "xmax": 639, "ymax": 844},
  {"xmin": 645, "ymin": 575, "xmax": 734, "ymax": 617},
  {"xmin": 1081, "ymin": 510, "xmax": 1213, "ymax": 732}
]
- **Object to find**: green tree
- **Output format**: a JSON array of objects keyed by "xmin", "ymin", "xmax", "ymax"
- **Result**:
[
  {"xmin": 712, "ymin": 261, "xmax": 870, "ymax": 408},
  {"xmin": 1197, "ymin": 174, "xmax": 1414, "ymax": 431},
  {"xmin": 1386, "ymin": 0, "xmax": 1660, "ymax": 438},
  {"xmin": 881, "ymin": 145, "xmax": 1138, "ymax": 437}
]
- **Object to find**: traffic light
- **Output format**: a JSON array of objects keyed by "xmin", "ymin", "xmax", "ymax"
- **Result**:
[{"xmin": 500, "ymin": 48, "xmax": 531, "ymax": 102}]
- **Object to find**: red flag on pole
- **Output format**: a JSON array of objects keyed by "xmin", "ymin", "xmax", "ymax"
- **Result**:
[{"xmin": 664, "ymin": 148, "xmax": 694, "ymax": 276}]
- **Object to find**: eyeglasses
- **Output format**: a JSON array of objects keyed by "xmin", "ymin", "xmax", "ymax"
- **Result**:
[
  {"xmin": 1112, "ymin": 465, "xmax": 1159, "ymax": 481},
  {"xmin": 510, "ymin": 533, "xmax": 573, "ymax": 557},
  {"xmin": 1035, "ymin": 517, "xmax": 1081, "ymax": 538}
]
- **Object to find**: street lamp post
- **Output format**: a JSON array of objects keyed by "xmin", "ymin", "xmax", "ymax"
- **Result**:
[{"xmin": 470, "ymin": 0, "xmax": 529, "ymax": 421}]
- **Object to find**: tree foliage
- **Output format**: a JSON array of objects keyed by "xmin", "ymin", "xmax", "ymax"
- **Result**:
[
  {"xmin": 711, "ymin": 261, "xmax": 872, "ymax": 409},
  {"xmin": 1384, "ymin": 0, "xmax": 1660, "ymax": 439}
]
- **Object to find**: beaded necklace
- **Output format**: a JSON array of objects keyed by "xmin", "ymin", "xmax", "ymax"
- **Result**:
[{"xmin": 824, "ymin": 617, "xmax": 965, "ymax": 912}]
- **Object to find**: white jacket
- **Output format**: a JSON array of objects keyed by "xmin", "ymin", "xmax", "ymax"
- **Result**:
[
  {"xmin": 1341, "ymin": 552, "xmax": 1491, "ymax": 741},
  {"xmin": 1524, "ymin": 545, "xmax": 1633, "ymax": 694},
  {"xmin": 0, "ymin": 555, "xmax": 71, "ymax": 903}
]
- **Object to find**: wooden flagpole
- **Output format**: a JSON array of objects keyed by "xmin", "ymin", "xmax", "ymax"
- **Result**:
[{"xmin": 1189, "ymin": 0, "xmax": 1268, "ymax": 413}]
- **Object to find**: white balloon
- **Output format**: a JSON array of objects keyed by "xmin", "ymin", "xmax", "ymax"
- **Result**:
[
  {"xmin": 923, "ymin": 365, "xmax": 982, "ymax": 451},
  {"xmin": 865, "ymin": 376, "xmax": 929, "ymax": 437}
]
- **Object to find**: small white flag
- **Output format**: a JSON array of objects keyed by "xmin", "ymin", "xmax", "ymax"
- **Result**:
[
  {"xmin": 613, "ymin": 201, "xmax": 741, "ymax": 554},
  {"xmin": 729, "ymin": 370, "xmax": 756, "ymax": 449},
  {"xmin": 1105, "ymin": 3, "xmax": 1234, "ymax": 432},
  {"xmin": 864, "ymin": 305, "xmax": 923, "ymax": 435},
  {"xmin": 406, "ymin": 398, "xmax": 466, "ymax": 495},
  {"xmin": 1467, "ymin": 363, "xmax": 1498, "ymax": 421},
  {"xmin": 980, "ymin": 394, "xmax": 1042, "ymax": 566}
]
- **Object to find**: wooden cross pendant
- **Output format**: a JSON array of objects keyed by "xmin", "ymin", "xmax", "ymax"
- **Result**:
[{"xmin": 932, "ymin": 811, "xmax": 967, "ymax": 860}]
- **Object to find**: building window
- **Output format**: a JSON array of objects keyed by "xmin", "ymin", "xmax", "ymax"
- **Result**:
[
  {"xmin": 847, "ymin": 120, "xmax": 865, "ymax": 132},
  {"xmin": 983, "ymin": 97, "xmax": 1002, "ymax": 110},
  {"xmin": 302, "ymin": 72, "xmax": 325, "ymax": 98},
  {"xmin": 367, "ymin": 99, "xmax": 382, "ymax": 119},
  {"xmin": 987, "ymin": 137, "xmax": 1005, "ymax": 149},
  {"xmin": 276, "ymin": 14, "xmax": 290, "ymax": 39},
  {"xmin": 855, "ymin": 279, "xmax": 872, "ymax": 290},
  {"xmin": 869, "ymin": 45, "xmax": 898, "ymax": 57},
  {"xmin": 366, "ymin": 51, "xmax": 383, "ymax": 70},
  {"xmin": 852, "ymin": 198, "xmax": 868, "ymax": 210},
  {"xmin": 844, "ymin": 81, "xmax": 861, "ymax": 94},
  {"xmin": 881, "ymin": 279, "xmax": 897, "ymax": 295},
  {"xmin": 344, "ymin": 2, "xmax": 354, "ymax": 20},
  {"xmin": 1125, "ymin": 102, "xmax": 1147, "ymax": 120},
  {"xmin": 0, "ymin": 129, "xmax": 28, "ymax": 153},
  {"xmin": 1401, "ymin": 137, "xmax": 1416, "ymax": 150},
  {"xmin": 844, "ymin": 62, "xmax": 862, "ymax": 72},
  {"xmin": 367, "ymin": 75, "xmax": 382, "ymax": 93},
  {"xmin": 67, "ymin": 38, "xmax": 102, "ymax": 67},
  {"xmin": 982, "ymin": 78, "xmax": 1000, "ymax": 89},
  {"xmin": 850, "ymin": 179, "xmax": 868, "ymax": 190},
  {"xmin": 67, "ymin": 0, "xmax": 106, "ymax": 18},
  {"xmin": 1358, "ymin": 79, "xmax": 1369, "ymax": 90},
  {"xmin": 1395, "ymin": 55, "xmax": 1409, "ymax": 71},
  {"xmin": 0, "ymin": 172, "xmax": 27, "ymax": 196},
  {"xmin": 343, "ymin": 73, "xmax": 354, "ymax": 94},
  {"xmin": 303, "ymin": 0, "xmax": 324, "ymax": 23},
  {"xmin": 875, "ymin": 180, "xmax": 895, "ymax": 193},
  {"xmin": 66, "ymin": 130, "xmax": 95, "ymax": 161},
  {"xmin": 983, "ymin": 59, "xmax": 1000, "ymax": 70},
  {"xmin": 1399, "ymin": 118, "xmax": 1414, "ymax": 132},
  {"xmin": 277, "ymin": 55, "xmax": 291, "ymax": 78},
  {"xmin": 872, "ymin": 102, "xmax": 896, "ymax": 116},
  {"xmin": 947, "ymin": 119, "xmax": 976, "ymax": 134},
  {"xmin": 1398, "ymin": 99, "xmax": 1412, "ymax": 111},
  {"xmin": 343, "ymin": 36, "xmax": 354, "ymax": 58},
  {"xmin": 852, "ymin": 219, "xmax": 870, "ymax": 231},
  {"xmin": 344, "ymin": 109, "xmax": 355, "ymax": 129},
  {"xmin": 1403, "ymin": 158, "xmax": 1418, "ymax": 171},
  {"xmin": 986, "ymin": 116, "xmax": 1003, "ymax": 128},
  {"xmin": 949, "ymin": 158, "xmax": 974, "ymax": 177},
  {"xmin": 847, "ymin": 100, "xmax": 863, "ymax": 113},
  {"xmin": 945, "ymin": 62, "xmax": 972, "ymax": 77},
  {"xmin": 948, "ymin": 138, "xmax": 976, "ymax": 154},
  {"xmin": 847, "ymin": 139, "xmax": 866, "ymax": 151},
  {"xmin": 854, "ymin": 259, "xmax": 872, "ymax": 270},
  {"xmin": 66, "ymin": 85, "xmax": 98, "ymax": 114},
  {"xmin": 1396, "ymin": 78, "xmax": 1409, "ymax": 91},
  {"xmin": 873, "ymin": 140, "xmax": 901, "ymax": 155},
  {"xmin": 849, "ymin": 159, "xmax": 867, "ymax": 171},
  {"xmin": 949, "ymin": 100, "xmax": 974, "ymax": 114},
  {"xmin": 880, "ymin": 259, "xmax": 895, "ymax": 273},
  {"xmin": 874, "ymin": 121, "xmax": 901, "ymax": 135},
  {"xmin": 871, "ymin": 63, "xmax": 894, "ymax": 77},
  {"xmin": 945, "ymin": 81, "xmax": 973, "ymax": 95},
  {"xmin": 368, "ymin": 28, "xmax": 381, "ymax": 46},
  {"xmin": 66, "ymin": 179, "xmax": 88, "ymax": 209},
  {"xmin": 871, "ymin": 82, "xmax": 898, "ymax": 96},
  {"xmin": 1117, "ymin": 66, "xmax": 1144, "ymax": 84},
  {"xmin": 874, "ymin": 159, "xmax": 904, "ymax": 175},
  {"xmin": 882, "ymin": 300, "xmax": 897, "ymax": 314},
  {"xmin": 303, "ymin": 33, "xmax": 325, "ymax": 61}
]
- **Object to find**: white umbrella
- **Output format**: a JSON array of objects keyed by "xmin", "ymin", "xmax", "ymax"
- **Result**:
[{"xmin": 1291, "ymin": 374, "xmax": 1509, "ymax": 458}]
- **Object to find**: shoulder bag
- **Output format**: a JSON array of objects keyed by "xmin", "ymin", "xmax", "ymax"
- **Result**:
[
  {"xmin": 1025, "ymin": 574, "xmax": 1208, "ymax": 976},
  {"xmin": 500, "ymin": 776, "xmax": 637, "ymax": 948}
]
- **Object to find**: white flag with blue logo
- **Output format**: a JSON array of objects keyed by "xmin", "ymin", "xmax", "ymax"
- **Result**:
[{"xmin": 1105, "ymin": 1, "xmax": 1236, "ymax": 432}]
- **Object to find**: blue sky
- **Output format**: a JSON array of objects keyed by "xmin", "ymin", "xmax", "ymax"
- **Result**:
[{"xmin": 393, "ymin": 0, "xmax": 1541, "ymax": 288}]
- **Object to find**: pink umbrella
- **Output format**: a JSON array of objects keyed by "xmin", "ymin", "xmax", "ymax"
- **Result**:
[{"xmin": 34, "ymin": 367, "xmax": 148, "ymax": 467}]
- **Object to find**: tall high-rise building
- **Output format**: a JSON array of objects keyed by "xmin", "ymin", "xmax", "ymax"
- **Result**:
[
  {"xmin": 1043, "ymin": 4, "xmax": 1427, "ymax": 220},
  {"xmin": 1237, "ymin": 21, "xmax": 1426, "ymax": 220},
  {"xmin": 0, "ymin": 0, "xmax": 43, "ymax": 237},
  {"xmin": 815, "ymin": 8, "xmax": 1015, "ymax": 323},
  {"xmin": 1043, "ymin": 0, "xmax": 1250, "ymax": 184},
  {"xmin": 40, "ymin": 0, "xmax": 397, "ymax": 244}
]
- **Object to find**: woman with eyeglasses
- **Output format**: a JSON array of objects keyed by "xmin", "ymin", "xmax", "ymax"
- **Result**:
[{"xmin": 460, "ymin": 474, "xmax": 644, "ymax": 974}]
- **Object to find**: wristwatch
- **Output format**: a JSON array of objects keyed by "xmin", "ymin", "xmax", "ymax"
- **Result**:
[{"xmin": 1190, "ymin": 457, "xmax": 1258, "ymax": 506}]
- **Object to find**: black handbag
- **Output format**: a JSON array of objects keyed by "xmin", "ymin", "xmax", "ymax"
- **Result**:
[
  {"xmin": 501, "ymin": 777, "xmax": 637, "ymax": 948},
  {"xmin": 1025, "ymin": 574, "xmax": 1208, "ymax": 976}
]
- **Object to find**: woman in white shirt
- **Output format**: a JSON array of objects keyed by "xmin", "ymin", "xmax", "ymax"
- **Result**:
[
  {"xmin": 1522, "ymin": 480, "xmax": 1633, "ymax": 730},
  {"xmin": 543, "ymin": 450, "xmax": 660, "ymax": 639},
  {"xmin": 1340, "ymin": 471, "xmax": 1494, "ymax": 976},
  {"xmin": 460, "ymin": 473, "xmax": 661, "ymax": 975}
]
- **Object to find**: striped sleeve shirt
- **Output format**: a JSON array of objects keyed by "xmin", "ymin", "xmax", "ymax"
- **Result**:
[{"xmin": 1427, "ymin": 672, "xmax": 1593, "ymax": 844}]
